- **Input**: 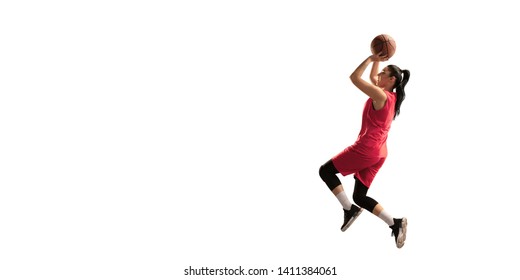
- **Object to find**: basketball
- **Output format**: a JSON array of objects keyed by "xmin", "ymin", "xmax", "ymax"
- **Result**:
[{"xmin": 370, "ymin": 34, "xmax": 396, "ymax": 59}]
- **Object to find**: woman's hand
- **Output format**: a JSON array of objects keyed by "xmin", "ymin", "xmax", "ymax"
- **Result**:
[{"xmin": 369, "ymin": 52, "xmax": 389, "ymax": 62}]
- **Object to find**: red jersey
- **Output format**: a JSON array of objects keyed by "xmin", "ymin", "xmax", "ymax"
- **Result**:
[
  {"xmin": 351, "ymin": 90, "xmax": 396, "ymax": 158},
  {"xmin": 331, "ymin": 90, "xmax": 397, "ymax": 187}
]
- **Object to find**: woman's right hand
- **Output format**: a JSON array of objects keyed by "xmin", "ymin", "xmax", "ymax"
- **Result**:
[{"xmin": 369, "ymin": 52, "xmax": 389, "ymax": 62}]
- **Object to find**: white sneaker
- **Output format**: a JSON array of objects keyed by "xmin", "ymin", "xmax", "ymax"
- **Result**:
[{"xmin": 390, "ymin": 217, "xmax": 407, "ymax": 248}]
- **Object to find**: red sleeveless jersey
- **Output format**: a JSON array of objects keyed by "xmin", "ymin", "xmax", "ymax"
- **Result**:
[
  {"xmin": 331, "ymin": 90, "xmax": 397, "ymax": 187},
  {"xmin": 352, "ymin": 90, "xmax": 396, "ymax": 157}
]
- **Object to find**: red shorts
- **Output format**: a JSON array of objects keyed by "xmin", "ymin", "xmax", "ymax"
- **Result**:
[{"xmin": 331, "ymin": 147, "xmax": 386, "ymax": 188}]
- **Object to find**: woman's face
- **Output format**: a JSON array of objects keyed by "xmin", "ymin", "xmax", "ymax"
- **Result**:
[{"xmin": 377, "ymin": 67, "xmax": 396, "ymax": 89}]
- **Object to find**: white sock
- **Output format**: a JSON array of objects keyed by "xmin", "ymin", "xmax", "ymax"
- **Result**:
[
  {"xmin": 378, "ymin": 209, "xmax": 394, "ymax": 226},
  {"xmin": 335, "ymin": 191, "xmax": 352, "ymax": 210}
]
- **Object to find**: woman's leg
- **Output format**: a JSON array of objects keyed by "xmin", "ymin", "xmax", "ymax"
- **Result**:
[
  {"xmin": 319, "ymin": 159, "xmax": 351, "ymax": 210},
  {"xmin": 352, "ymin": 177, "xmax": 392, "ymax": 223},
  {"xmin": 319, "ymin": 160, "xmax": 362, "ymax": 231},
  {"xmin": 318, "ymin": 159, "xmax": 341, "ymax": 191},
  {"xmin": 352, "ymin": 178, "xmax": 378, "ymax": 212},
  {"xmin": 352, "ymin": 177, "xmax": 407, "ymax": 248}
]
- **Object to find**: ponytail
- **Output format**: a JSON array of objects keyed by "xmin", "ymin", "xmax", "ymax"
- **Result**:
[{"xmin": 387, "ymin": 65, "xmax": 410, "ymax": 119}]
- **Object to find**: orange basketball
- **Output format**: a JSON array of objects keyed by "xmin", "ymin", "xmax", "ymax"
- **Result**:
[{"xmin": 370, "ymin": 34, "xmax": 396, "ymax": 59}]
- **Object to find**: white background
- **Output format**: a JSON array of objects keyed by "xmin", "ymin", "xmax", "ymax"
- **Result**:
[{"xmin": 1, "ymin": 1, "xmax": 519, "ymax": 279}]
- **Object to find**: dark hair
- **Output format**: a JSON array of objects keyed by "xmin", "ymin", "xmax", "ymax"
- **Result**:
[{"xmin": 387, "ymin": 65, "xmax": 410, "ymax": 119}]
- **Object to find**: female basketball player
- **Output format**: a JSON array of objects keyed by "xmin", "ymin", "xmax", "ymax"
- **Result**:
[{"xmin": 318, "ymin": 53, "xmax": 410, "ymax": 248}]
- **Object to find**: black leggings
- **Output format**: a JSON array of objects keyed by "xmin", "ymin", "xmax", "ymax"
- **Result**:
[{"xmin": 319, "ymin": 160, "xmax": 379, "ymax": 212}]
